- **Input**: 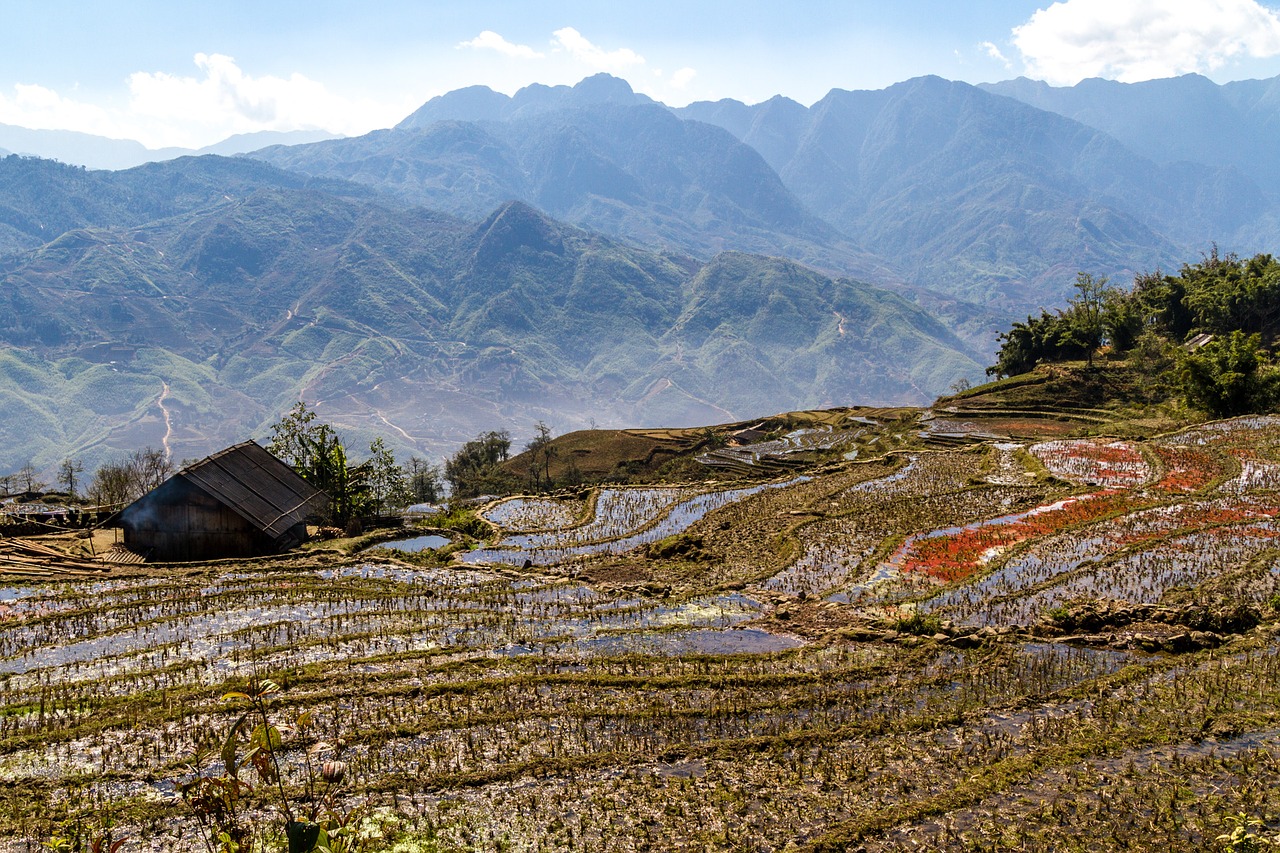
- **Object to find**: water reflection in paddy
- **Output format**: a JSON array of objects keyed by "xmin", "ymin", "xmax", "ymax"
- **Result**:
[
  {"xmin": 464, "ymin": 478, "xmax": 807, "ymax": 566},
  {"xmin": 0, "ymin": 565, "xmax": 796, "ymax": 687},
  {"xmin": 365, "ymin": 534, "xmax": 451, "ymax": 552}
]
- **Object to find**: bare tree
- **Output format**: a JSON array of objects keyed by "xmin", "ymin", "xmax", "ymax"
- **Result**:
[
  {"xmin": 87, "ymin": 463, "xmax": 132, "ymax": 508},
  {"xmin": 17, "ymin": 462, "xmax": 46, "ymax": 495},
  {"xmin": 86, "ymin": 447, "xmax": 173, "ymax": 508},
  {"xmin": 127, "ymin": 447, "xmax": 173, "ymax": 496},
  {"xmin": 525, "ymin": 422, "xmax": 557, "ymax": 492},
  {"xmin": 58, "ymin": 458, "xmax": 84, "ymax": 499}
]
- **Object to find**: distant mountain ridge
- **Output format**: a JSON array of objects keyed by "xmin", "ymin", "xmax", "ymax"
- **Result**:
[
  {"xmin": 8, "ymin": 72, "xmax": 1271, "ymax": 316},
  {"xmin": 252, "ymin": 86, "xmax": 896, "ymax": 292},
  {"xmin": 980, "ymin": 74, "xmax": 1280, "ymax": 189},
  {"xmin": 0, "ymin": 167, "xmax": 979, "ymax": 472},
  {"xmin": 248, "ymin": 73, "xmax": 1280, "ymax": 318},
  {"xmin": 0, "ymin": 125, "xmax": 341, "ymax": 171},
  {"xmin": 676, "ymin": 75, "xmax": 1268, "ymax": 307},
  {"xmin": 4, "ymin": 70, "xmax": 1280, "ymax": 474},
  {"xmin": 0, "ymin": 152, "xmax": 386, "ymax": 257},
  {"xmin": 397, "ymin": 73, "xmax": 655, "ymax": 127}
]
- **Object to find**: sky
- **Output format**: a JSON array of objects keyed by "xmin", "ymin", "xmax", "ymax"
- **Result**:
[{"xmin": 5, "ymin": 0, "xmax": 1280, "ymax": 150}]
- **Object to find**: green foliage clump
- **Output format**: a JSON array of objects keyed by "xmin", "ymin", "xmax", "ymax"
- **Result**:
[
  {"xmin": 267, "ymin": 402, "xmax": 417, "ymax": 523},
  {"xmin": 421, "ymin": 506, "xmax": 492, "ymax": 541},
  {"xmin": 893, "ymin": 611, "xmax": 944, "ymax": 636},
  {"xmin": 268, "ymin": 401, "xmax": 367, "ymax": 524},
  {"xmin": 988, "ymin": 250, "xmax": 1280, "ymax": 417},
  {"xmin": 1217, "ymin": 812, "xmax": 1279, "ymax": 852},
  {"xmin": 444, "ymin": 431, "xmax": 519, "ymax": 499},
  {"xmin": 1180, "ymin": 331, "xmax": 1280, "ymax": 417}
]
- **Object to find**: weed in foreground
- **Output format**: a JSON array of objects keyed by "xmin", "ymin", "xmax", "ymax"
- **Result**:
[{"xmin": 180, "ymin": 678, "xmax": 369, "ymax": 853}]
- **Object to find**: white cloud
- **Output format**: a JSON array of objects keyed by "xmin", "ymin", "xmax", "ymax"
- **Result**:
[
  {"xmin": 551, "ymin": 27, "xmax": 645, "ymax": 72},
  {"xmin": 669, "ymin": 67, "xmax": 698, "ymax": 89},
  {"xmin": 1013, "ymin": 0, "xmax": 1280, "ymax": 85},
  {"xmin": 0, "ymin": 54, "xmax": 412, "ymax": 149},
  {"xmin": 980, "ymin": 41, "xmax": 1012, "ymax": 68},
  {"xmin": 0, "ymin": 83, "xmax": 115, "ymax": 136},
  {"xmin": 457, "ymin": 31, "xmax": 545, "ymax": 59}
]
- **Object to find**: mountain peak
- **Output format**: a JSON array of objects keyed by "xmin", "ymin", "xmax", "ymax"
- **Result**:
[
  {"xmin": 472, "ymin": 200, "xmax": 567, "ymax": 265},
  {"xmin": 395, "ymin": 85, "xmax": 511, "ymax": 129},
  {"xmin": 571, "ymin": 73, "xmax": 639, "ymax": 102},
  {"xmin": 399, "ymin": 75, "xmax": 652, "ymax": 129}
]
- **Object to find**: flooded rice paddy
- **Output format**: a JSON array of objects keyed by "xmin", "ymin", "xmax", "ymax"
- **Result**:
[
  {"xmin": 365, "ymin": 534, "xmax": 452, "ymax": 552},
  {"xmin": 462, "ymin": 478, "xmax": 807, "ymax": 566},
  {"xmin": 5, "ymin": 416, "xmax": 1280, "ymax": 850}
]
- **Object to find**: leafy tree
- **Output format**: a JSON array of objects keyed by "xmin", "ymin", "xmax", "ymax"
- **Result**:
[
  {"xmin": 266, "ymin": 401, "xmax": 321, "ymax": 471},
  {"xmin": 988, "ymin": 256, "xmax": 1280, "ymax": 387},
  {"xmin": 406, "ymin": 457, "xmax": 443, "ymax": 504},
  {"xmin": 1180, "ymin": 248, "xmax": 1280, "ymax": 338},
  {"xmin": 445, "ymin": 430, "xmax": 516, "ymax": 498},
  {"xmin": 987, "ymin": 311, "xmax": 1073, "ymax": 378},
  {"xmin": 1127, "ymin": 250, "xmax": 1280, "ymax": 344},
  {"xmin": 307, "ymin": 427, "xmax": 370, "ymax": 525},
  {"xmin": 1062, "ymin": 272, "xmax": 1107, "ymax": 368},
  {"xmin": 987, "ymin": 318, "xmax": 1040, "ymax": 378},
  {"xmin": 265, "ymin": 402, "xmax": 369, "ymax": 523},
  {"xmin": 1128, "ymin": 329, "xmax": 1178, "ymax": 398},
  {"xmin": 331, "ymin": 435, "xmax": 365, "ymax": 524},
  {"xmin": 1102, "ymin": 286, "xmax": 1143, "ymax": 352},
  {"xmin": 1131, "ymin": 268, "xmax": 1193, "ymax": 342},
  {"xmin": 366, "ymin": 437, "xmax": 410, "ymax": 517},
  {"xmin": 1179, "ymin": 330, "xmax": 1279, "ymax": 417}
]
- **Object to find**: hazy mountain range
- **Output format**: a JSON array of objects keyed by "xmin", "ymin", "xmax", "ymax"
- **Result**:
[
  {"xmin": 0, "ymin": 70, "xmax": 1277, "ymax": 472},
  {"xmin": 0, "ymin": 125, "xmax": 340, "ymax": 171},
  {"xmin": 273, "ymin": 73, "xmax": 1271, "ymax": 311},
  {"xmin": 0, "ymin": 164, "xmax": 976, "ymax": 471}
]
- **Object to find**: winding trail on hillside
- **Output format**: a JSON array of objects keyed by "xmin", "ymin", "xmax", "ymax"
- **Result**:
[
  {"xmin": 157, "ymin": 382, "xmax": 173, "ymax": 458},
  {"xmin": 376, "ymin": 413, "xmax": 416, "ymax": 443}
]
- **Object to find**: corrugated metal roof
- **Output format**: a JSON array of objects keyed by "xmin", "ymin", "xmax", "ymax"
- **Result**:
[{"xmin": 179, "ymin": 441, "xmax": 327, "ymax": 539}]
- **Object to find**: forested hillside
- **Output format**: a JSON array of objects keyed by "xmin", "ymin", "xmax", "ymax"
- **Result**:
[
  {"xmin": 0, "ymin": 169, "xmax": 979, "ymax": 473},
  {"xmin": 4, "ymin": 71, "xmax": 1280, "ymax": 475},
  {"xmin": 986, "ymin": 250, "xmax": 1280, "ymax": 418}
]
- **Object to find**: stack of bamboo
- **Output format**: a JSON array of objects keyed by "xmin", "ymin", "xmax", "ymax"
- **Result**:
[{"xmin": 0, "ymin": 538, "xmax": 113, "ymax": 576}]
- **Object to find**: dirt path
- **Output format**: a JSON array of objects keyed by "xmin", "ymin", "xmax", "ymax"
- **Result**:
[
  {"xmin": 638, "ymin": 377, "xmax": 736, "ymax": 420},
  {"xmin": 157, "ymin": 382, "xmax": 173, "ymax": 458},
  {"xmin": 376, "ymin": 412, "xmax": 416, "ymax": 442}
]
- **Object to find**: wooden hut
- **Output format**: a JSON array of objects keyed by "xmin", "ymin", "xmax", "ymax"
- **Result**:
[{"xmin": 121, "ymin": 441, "xmax": 327, "ymax": 562}]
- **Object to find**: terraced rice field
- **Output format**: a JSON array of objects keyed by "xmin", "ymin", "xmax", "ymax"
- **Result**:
[{"xmin": 5, "ymin": 415, "xmax": 1280, "ymax": 851}]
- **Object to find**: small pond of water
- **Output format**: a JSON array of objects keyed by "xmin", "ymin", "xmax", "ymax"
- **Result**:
[{"xmin": 366, "ymin": 534, "xmax": 451, "ymax": 552}]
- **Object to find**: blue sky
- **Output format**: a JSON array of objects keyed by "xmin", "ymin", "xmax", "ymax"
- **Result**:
[{"xmin": 5, "ymin": 0, "xmax": 1280, "ymax": 148}]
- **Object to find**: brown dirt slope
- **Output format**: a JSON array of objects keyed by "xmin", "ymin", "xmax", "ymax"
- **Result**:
[{"xmin": 501, "ymin": 407, "xmax": 917, "ymax": 483}]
